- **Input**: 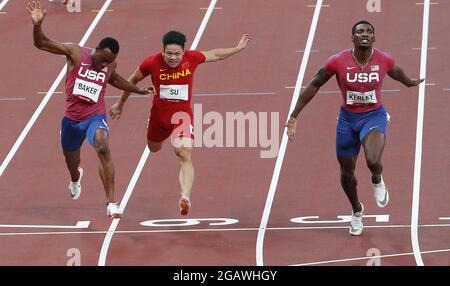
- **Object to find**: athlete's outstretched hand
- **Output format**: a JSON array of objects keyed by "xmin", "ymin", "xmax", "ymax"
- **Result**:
[
  {"xmin": 237, "ymin": 34, "xmax": 251, "ymax": 51},
  {"xmin": 139, "ymin": 85, "xmax": 155, "ymax": 95},
  {"xmin": 285, "ymin": 117, "xmax": 297, "ymax": 142},
  {"xmin": 26, "ymin": 1, "xmax": 46, "ymax": 25},
  {"xmin": 109, "ymin": 102, "xmax": 123, "ymax": 120},
  {"xmin": 409, "ymin": 78, "xmax": 425, "ymax": 87},
  {"xmin": 136, "ymin": 88, "xmax": 150, "ymax": 95}
]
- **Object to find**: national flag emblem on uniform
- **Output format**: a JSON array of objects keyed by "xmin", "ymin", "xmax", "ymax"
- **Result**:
[{"xmin": 371, "ymin": 65, "xmax": 379, "ymax": 71}]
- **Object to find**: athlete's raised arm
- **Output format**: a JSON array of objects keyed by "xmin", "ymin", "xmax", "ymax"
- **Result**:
[
  {"xmin": 27, "ymin": 1, "xmax": 79, "ymax": 65},
  {"xmin": 109, "ymin": 67, "xmax": 153, "ymax": 120},
  {"xmin": 387, "ymin": 64, "xmax": 424, "ymax": 87},
  {"xmin": 109, "ymin": 65, "xmax": 149, "ymax": 95},
  {"xmin": 285, "ymin": 68, "xmax": 333, "ymax": 141},
  {"xmin": 201, "ymin": 34, "xmax": 251, "ymax": 63}
]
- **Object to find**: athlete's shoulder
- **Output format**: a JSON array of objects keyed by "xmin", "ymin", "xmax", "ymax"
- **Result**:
[
  {"xmin": 324, "ymin": 49, "xmax": 350, "ymax": 71},
  {"xmin": 333, "ymin": 49, "xmax": 352, "ymax": 59},
  {"xmin": 141, "ymin": 52, "xmax": 161, "ymax": 66},
  {"xmin": 185, "ymin": 50, "xmax": 206, "ymax": 63},
  {"xmin": 67, "ymin": 43, "xmax": 82, "ymax": 49},
  {"xmin": 139, "ymin": 52, "xmax": 162, "ymax": 75},
  {"xmin": 185, "ymin": 50, "xmax": 202, "ymax": 56},
  {"xmin": 374, "ymin": 48, "xmax": 394, "ymax": 60},
  {"xmin": 325, "ymin": 49, "xmax": 350, "ymax": 63},
  {"xmin": 147, "ymin": 52, "xmax": 163, "ymax": 62},
  {"xmin": 373, "ymin": 48, "xmax": 396, "ymax": 70}
]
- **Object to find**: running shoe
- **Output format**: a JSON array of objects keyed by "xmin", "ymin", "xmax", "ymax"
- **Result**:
[
  {"xmin": 107, "ymin": 202, "xmax": 123, "ymax": 219},
  {"xmin": 373, "ymin": 176, "xmax": 389, "ymax": 208},
  {"xmin": 349, "ymin": 202, "xmax": 364, "ymax": 236},
  {"xmin": 68, "ymin": 167, "xmax": 83, "ymax": 200},
  {"xmin": 179, "ymin": 196, "xmax": 191, "ymax": 216}
]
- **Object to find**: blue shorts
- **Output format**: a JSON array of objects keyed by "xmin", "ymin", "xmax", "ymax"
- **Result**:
[
  {"xmin": 336, "ymin": 105, "xmax": 390, "ymax": 157},
  {"xmin": 61, "ymin": 114, "xmax": 109, "ymax": 152}
]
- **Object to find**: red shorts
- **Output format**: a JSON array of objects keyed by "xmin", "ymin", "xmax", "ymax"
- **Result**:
[{"xmin": 147, "ymin": 105, "xmax": 194, "ymax": 142}]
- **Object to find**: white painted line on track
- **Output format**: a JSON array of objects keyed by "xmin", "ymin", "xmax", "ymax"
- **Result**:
[
  {"xmin": 104, "ymin": 92, "xmax": 277, "ymax": 99},
  {"xmin": 291, "ymin": 248, "xmax": 450, "ymax": 266},
  {"xmin": 194, "ymin": 92, "xmax": 276, "ymax": 96},
  {"xmin": 97, "ymin": 0, "xmax": 218, "ymax": 266},
  {"xmin": 412, "ymin": 47, "xmax": 436, "ymax": 50},
  {"xmin": 0, "ymin": 98, "xmax": 26, "ymax": 101},
  {"xmin": 0, "ymin": 221, "xmax": 90, "ymax": 229},
  {"xmin": 411, "ymin": 0, "xmax": 430, "ymax": 266},
  {"xmin": 256, "ymin": 0, "xmax": 323, "ymax": 266},
  {"xmin": 3, "ymin": 222, "xmax": 450, "ymax": 236},
  {"xmin": 0, "ymin": 0, "xmax": 10, "ymax": 11}
]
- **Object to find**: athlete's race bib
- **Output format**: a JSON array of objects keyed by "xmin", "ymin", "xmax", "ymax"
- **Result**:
[
  {"xmin": 346, "ymin": 90, "xmax": 377, "ymax": 105},
  {"xmin": 73, "ymin": 78, "xmax": 103, "ymax": 104},
  {"xmin": 159, "ymin": 84, "xmax": 189, "ymax": 101}
]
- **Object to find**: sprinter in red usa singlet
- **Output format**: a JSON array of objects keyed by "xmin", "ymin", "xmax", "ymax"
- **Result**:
[
  {"xmin": 110, "ymin": 31, "xmax": 251, "ymax": 216},
  {"xmin": 286, "ymin": 21, "xmax": 424, "ymax": 236},
  {"xmin": 28, "ymin": 1, "xmax": 149, "ymax": 218}
]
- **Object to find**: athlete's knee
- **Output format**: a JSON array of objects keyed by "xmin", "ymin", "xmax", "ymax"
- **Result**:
[
  {"xmin": 65, "ymin": 156, "xmax": 80, "ymax": 166},
  {"xmin": 366, "ymin": 156, "xmax": 382, "ymax": 171},
  {"xmin": 340, "ymin": 167, "xmax": 355, "ymax": 180},
  {"xmin": 175, "ymin": 147, "xmax": 192, "ymax": 163},
  {"xmin": 95, "ymin": 141, "xmax": 110, "ymax": 156},
  {"xmin": 63, "ymin": 152, "xmax": 80, "ymax": 166}
]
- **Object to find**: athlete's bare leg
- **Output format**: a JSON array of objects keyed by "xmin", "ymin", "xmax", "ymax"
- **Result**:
[
  {"xmin": 172, "ymin": 137, "xmax": 194, "ymax": 199},
  {"xmin": 63, "ymin": 150, "xmax": 81, "ymax": 182},
  {"xmin": 93, "ymin": 129, "xmax": 115, "ymax": 203},
  {"xmin": 363, "ymin": 131, "xmax": 386, "ymax": 184},
  {"xmin": 337, "ymin": 155, "xmax": 362, "ymax": 213}
]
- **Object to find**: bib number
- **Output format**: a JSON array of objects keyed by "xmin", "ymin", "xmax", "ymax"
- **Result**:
[
  {"xmin": 160, "ymin": 84, "xmax": 189, "ymax": 101},
  {"xmin": 73, "ymin": 78, "xmax": 102, "ymax": 104},
  {"xmin": 346, "ymin": 90, "xmax": 377, "ymax": 105}
]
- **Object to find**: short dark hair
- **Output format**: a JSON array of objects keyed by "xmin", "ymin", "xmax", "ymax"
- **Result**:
[
  {"xmin": 162, "ymin": 31, "xmax": 186, "ymax": 49},
  {"xmin": 352, "ymin": 20, "xmax": 375, "ymax": 35},
  {"xmin": 97, "ymin": 37, "xmax": 120, "ymax": 54}
]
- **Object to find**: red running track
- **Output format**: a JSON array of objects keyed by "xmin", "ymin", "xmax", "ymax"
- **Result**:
[{"xmin": 0, "ymin": 0, "xmax": 448, "ymax": 266}]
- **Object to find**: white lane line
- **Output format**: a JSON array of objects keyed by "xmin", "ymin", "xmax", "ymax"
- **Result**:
[
  {"xmin": 316, "ymin": 89, "xmax": 400, "ymax": 94},
  {"xmin": 411, "ymin": 0, "xmax": 430, "ymax": 266},
  {"xmin": 98, "ymin": 147, "xmax": 150, "ymax": 266},
  {"xmin": 0, "ymin": 221, "xmax": 90, "ymax": 229},
  {"xmin": 411, "ymin": 47, "xmax": 436, "ymax": 50},
  {"xmin": 191, "ymin": 0, "xmax": 217, "ymax": 50},
  {"xmin": 103, "ymin": 92, "xmax": 277, "ymax": 99},
  {"xmin": 97, "ymin": 0, "xmax": 218, "ymax": 266},
  {"xmin": 0, "ymin": 0, "xmax": 9, "ymax": 11},
  {"xmin": 0, "ymin": 0, "xmax": 113, "ymax": 177},
  {"xmin": 3, "ymin": 222, "xmax": 450, "ymax": 236},
  {"xmin": 256, "ymin": 0, "xmax": 323, "ymax": 266},
  {"xmin": 296, "ymin": 49, "xmax": 320, "ymax": 53},
  {"xmin": 0, "ymin": 97, "xmax": 26, "ymax": 101},
  {"xmin": 104, "ymin": 95, "xmax": 150, "ymax": 99},
  {"xmin": 194, "ymin": 92, "xmax": 276, "ymax": 96},
  {"xmin": 291, "ymin": 248, "xmax": 450, "ymax": 266}
]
